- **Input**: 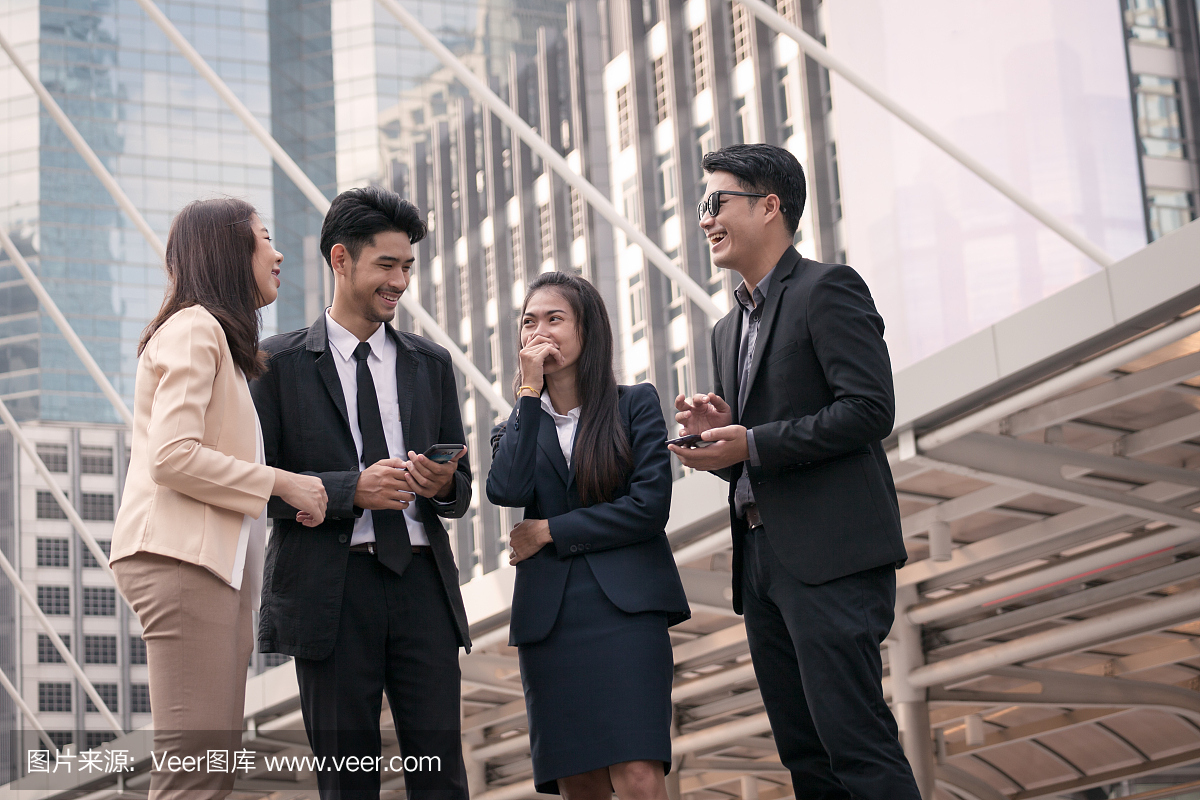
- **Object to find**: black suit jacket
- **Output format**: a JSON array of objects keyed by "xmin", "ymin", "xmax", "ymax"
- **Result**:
[
  {"xmin": 714, "ymin": 247, "xmax": 906, "ymax": 609},
  {"xmin": 251, "ymin": 314, "xmax": 473, "ymax": 659},
  {"xmin": 487, "ymin": 383, "xmax": 690, "ymax": 646}
]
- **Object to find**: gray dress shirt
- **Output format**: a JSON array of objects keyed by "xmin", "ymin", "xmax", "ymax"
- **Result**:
[{"xmin": 732, "ymin": 267, "xmax": 775, "ymax": 517}]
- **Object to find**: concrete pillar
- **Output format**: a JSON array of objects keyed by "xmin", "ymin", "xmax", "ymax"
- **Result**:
[{"xmin": 889, "ymin": 585, "xmax": 935, "ymax": 800}]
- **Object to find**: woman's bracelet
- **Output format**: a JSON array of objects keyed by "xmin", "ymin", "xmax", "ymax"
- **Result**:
[{"xmin": 518, "ymin": 385, "xmax": 539, "ymax": 397}]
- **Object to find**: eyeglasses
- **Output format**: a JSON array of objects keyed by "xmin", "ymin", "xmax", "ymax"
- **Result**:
[{"xmin": 696, "ymin": 190, "xmax": 769, "ymax": 222}]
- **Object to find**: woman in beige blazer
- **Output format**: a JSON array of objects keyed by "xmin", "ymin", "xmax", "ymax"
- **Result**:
[{"xmin": 111, "ymin": 198, "xmax": 327, "ymax": 800}]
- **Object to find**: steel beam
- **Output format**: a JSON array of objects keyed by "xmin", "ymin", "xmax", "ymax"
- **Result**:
[
  {"xmin": 934, "ymin": 764, "xmax": 1010, "ymax": 800},
  {"xmin": 1117, "ymin": 410, "xmax": 1200, "ymax": 456},
  {"xmin": 902, "ymin": 485, "xmax": 1028, "ymax": 539}
]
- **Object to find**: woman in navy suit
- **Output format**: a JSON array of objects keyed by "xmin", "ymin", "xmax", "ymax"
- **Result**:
[{"xmin": 488, "ymin": 272, "xmax": 689, "ymax": 799}]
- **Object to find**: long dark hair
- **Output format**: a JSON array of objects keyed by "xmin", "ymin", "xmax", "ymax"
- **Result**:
[
  {"xmin": 139, "ymin": 198, "xmax": 267, "ymax": 379},
  {"xmin": 516, "ymin": 272, "xmax": 632, "ymax": 506}
]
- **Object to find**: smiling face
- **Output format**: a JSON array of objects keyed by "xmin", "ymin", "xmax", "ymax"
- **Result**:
[
  {"xmin": 250, "ymin": 215, "xmax": 283, "ymax": 307},
  {"xmin": 330, "ymin": 230, "xmax": 414, "ymax": 330},
  {"xmin": 521, "ymin": 287, "xmax": 582, "ymax": 376}
]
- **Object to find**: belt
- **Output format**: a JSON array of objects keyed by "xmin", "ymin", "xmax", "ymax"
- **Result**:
[
  {"xmin": 742, "ymin": 503, "xmax": 765, "ymax": 531},
  {"xmin": 348, "ymin": 542, "xmax": 430, "ymax": 555}
]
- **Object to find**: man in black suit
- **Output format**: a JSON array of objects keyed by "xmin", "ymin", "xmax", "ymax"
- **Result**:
[
  {"xmin": 670, "ymin": 144, "xmax": 919, "ymax": 799},
  {"xmin": 252, "ymin": 187, "xmax": 471, "ymax": 799}
]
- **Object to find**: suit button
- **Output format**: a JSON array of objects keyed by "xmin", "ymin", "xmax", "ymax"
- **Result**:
[
  {"xmin": 584, "ymin": 544, "xmax": 591, "ymax": 550},
  {"xmin": 338, "ymin": 534, "xmax": 348, "ymax": 543},
  {"xmin": 570, "ymin": 545, "xmax": 578, "ymax": 553}
]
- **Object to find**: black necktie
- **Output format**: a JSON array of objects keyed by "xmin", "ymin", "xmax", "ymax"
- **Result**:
[{"xmin": 352, "ymin": 342, "xmax": 411, "ymax": 575}]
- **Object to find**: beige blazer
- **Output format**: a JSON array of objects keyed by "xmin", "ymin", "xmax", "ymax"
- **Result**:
[{"xmin": 111, "ymin": 305, "xmax": 276, "ymax": 584}]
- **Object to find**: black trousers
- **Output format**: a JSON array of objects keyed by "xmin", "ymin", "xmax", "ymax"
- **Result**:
[
  {"xmin": 741, "ymin": 529, "xmax": 920, "ymax": 800},
  {"xmin": 294, "ymin": 550, "xmax": 468, "ymax": 800}
]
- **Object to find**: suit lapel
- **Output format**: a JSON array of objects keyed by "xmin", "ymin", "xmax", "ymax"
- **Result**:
[
  {"xmin": 537, "ymin": 408, "xmax": 570, "ymax": 486},
  {"xmin": 308, "ymin": 316, "xmax": 351, "ymax": 432},
  {"xmin": 388, "ymin": 327, "xmax": 417, "ymax": 450},
  {"xmin": 740, "ymin": 250, "xmax": 801, "ymax": 416}
]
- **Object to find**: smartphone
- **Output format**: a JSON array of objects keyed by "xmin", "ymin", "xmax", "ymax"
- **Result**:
[
  {"xmin": 665, "ymin": 434, "xmax": 715, "ymax": 449},
  {"xmin": 423, "ymin": 444, "xmax": 465, "ymax": 463}
]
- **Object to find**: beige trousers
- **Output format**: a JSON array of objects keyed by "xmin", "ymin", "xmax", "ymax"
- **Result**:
[{"xmin": 113, "ymin": 552, "xmax": 255, "ymax": 800}]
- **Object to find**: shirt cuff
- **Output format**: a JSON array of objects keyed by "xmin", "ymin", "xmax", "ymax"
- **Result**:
[
  {"xmin": 746, "ymin": 428, "xmax": 761, "ymax": 468},
  {"xmin": 430, "ymin": 486, "xmax": 457, "ymax": 508}
]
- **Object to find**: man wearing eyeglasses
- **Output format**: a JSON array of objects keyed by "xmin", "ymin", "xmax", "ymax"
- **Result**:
[{"xmin": 669, "ymin": 143, "xmax": 918, "ymax": 800}]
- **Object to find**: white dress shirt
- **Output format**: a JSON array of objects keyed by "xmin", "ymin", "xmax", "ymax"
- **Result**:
[
  {"xmin": 540, "ymin": 392, "xmax": 581, "ymax": 467},
  {"xmin": 325, "ymin": 311, "xmax": 429, "ymax": 546}
]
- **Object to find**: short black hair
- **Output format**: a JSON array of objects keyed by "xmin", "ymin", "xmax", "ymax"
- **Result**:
[
  {"xmin": 701, "ymin": 144, "xmax": 806, "ymax": 236},
  {"xmin": 319, "ymin": 185, "xmax": 428, "ymax": 266}
]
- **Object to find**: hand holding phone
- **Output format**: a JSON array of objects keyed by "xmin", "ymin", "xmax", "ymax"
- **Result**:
[
  {"xmin": 423, "ymin": 444, "xmax": 467, "ymax": 463},
  {"xmin": 665, "ymin": 433, "xmax": 715, "ymax": 449}
]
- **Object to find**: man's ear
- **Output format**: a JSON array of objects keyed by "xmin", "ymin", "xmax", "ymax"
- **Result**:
[{"xmin": 329, "ymin": 243, "xmax": 350, "ymax": 277}]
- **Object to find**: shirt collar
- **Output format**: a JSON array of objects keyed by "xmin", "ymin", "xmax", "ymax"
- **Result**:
[
  {"xmin": 735, "ymin": 265, "xmax": 777, "ymax": 313},
  {"xmin": 540, "ymin": 391, "xmax": 581, "ymax": 422},
  {"xmin": 325, "ymin": 310, "xmax": 390, "ymax": 363}
]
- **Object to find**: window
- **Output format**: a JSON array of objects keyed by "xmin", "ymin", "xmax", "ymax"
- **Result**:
[
  {"xmin": 84, "ymin": 635, "xmax": 118, "ymax": 664},
  {"xmin": 689, "ymin": 26, "xmax": 710, "ymax": 93},
  {"xmin": 38, "ymin": 634, "xmax": 69, "ymax": 663},
  {"xmin": 86, "ymin": 732, "xmax": 117, "ymax": 750},
  {"xmin": 47, "ymin": 732, "xmax": 73, "ymax": 752},
  {"xmin": 36, "ymin": 491, "xmax": 68, "ymax": 520},
  {"xmin": 1124, "ymin": 0, "xmax": 1172, "ymax": 45},
  {"xmin": 129, "ymin": 636, "xmax": 147, "ymax": 665},
  {"xmin": 80, "ymin": 493, "xmax": 114, "ymax": 522},
  {"xmin": 81, "ymin": 539, "xmax": 111, "ymax": 569},
  {"xmin": 38, "ymin": 683, "xmax": 71, "ymax": 713},
  {"xmin": 86, "ymin": 684, "xmax": 119, "ymax": 714},
  {"xmin": 37, "ymin": 586, "xmax": 70, "ymax": 616},
  {"xmin": 629, "ymin": 272, "xmax": 647, "ymax": 343},
  {"xmin": 36, "ymin": 444, "xmax": 68, "ymax": 474},
  {"xmin": 510, "ymin": 227, "xmax": 524, "ymax": 274},
  {"xmin": 37, "ymin": 538, "xmax": 69, "ymax": 568},
  {"xmin": 734, "ymin": 96, "xmax": 749, "ymax": 144},
  {"xmin": 672, "ymin": 347, "xmax": 692, "ymax": 399},
  {"xmin": 778, "ymin": 66, "xmax": 794, "ymax": 138},
  {"xmin": 1134, "ymin": 75, "xmax": 1186, "ymax": 158},
  {"xmin": 656, "ymin": 153, "xmax": 678, "ymax": 225},
  {"xmin": 616, "ymin": 85, "xmax": 633, "ymax": 150},
  {"xmin": 130, "ymin": 684, "xmax": 151, "ymax": 714},
  {"xmin": 695, "ymin": 123, "xmax": 715, "ymax": 180},
  {"xmin": 652, "ymin": 57, "xmax": 670, "ymax": 123},
  {"xmin": 622, "ymin": 178, "xmax": 641, "ymax": 229},
  {"xmin": 538, "ymin": 204, "xmax": 554, "ymax": 264},
  {"xmin": 483, "ymin": 244, "xmax": 497, "ymax": 302},
  {"xmin": 776, "ymin": 0, "xmax": 798, "ymax": 23},
  {"xmin": 1147, "ymin": 189, "xmax": 1195, "ymax": 240},
  {"xmin": 731, "ymin": 2, "xmax": 752, "ymax": 64},
  {"xmin": 82, "ymin": 587, "xmax": 116, "ymax": 616},
  {"xmin": 80, "ymin": 446, "xmax": 113, "ymax": 475},
  {"xmin": 570, "ymin": 189, "xmax": 586, "ymax": 241}
]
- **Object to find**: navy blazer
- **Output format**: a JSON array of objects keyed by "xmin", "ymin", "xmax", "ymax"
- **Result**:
[{"xmin": 487, "ymin": 383, "xmax": 690, "ymax": 646}]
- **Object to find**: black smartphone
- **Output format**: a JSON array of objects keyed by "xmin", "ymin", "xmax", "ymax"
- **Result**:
[
  {"xmin": 423, "ymin": 444, "xmax": 465, "ymax": 463},
  {"xmin": 665, "ymin": 434, "xmax": 715, "ymax": 449}
]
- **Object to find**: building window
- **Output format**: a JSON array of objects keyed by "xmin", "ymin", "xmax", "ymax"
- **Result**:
[
  {"xmin": 129, "ymin": 636, "xmax": 147, "ymax": 665},
  {"xmin": 1147, "ymin": 189, "xmax": 1195, "ymax": 240},
  {"xmin": 86, "ymin": 684, "xmax": 119, "ymax": 714},
  {"xmin": 778, "ymin": 66, "xmax": 794, "ymax": 138},
  {"xmin": 38, "ymin": 634, "xmax": 69, "ymax": 663},
  {"xmin": 86, "ymin": 732, "xmax": 118, "ymax": 750},
  {"xmin": 36, "ymin": 491, "xmax": 68, "ymax": 520},
  {"xmin": 538, "ymin": 204, "xmax": 554, "ymax": 264},
  {"xmin": 776, "ymin": 0, "xmax": 798, "ymax": 23},
  {"xmin": 483, "ymin": 244, "xmax": 497, "ymax": 302},
  {"xmin": 622, "ymin": 178, "xmax": 641, "ymax": 229},
  {"xmin": 616, "ymin": 85, "xmax": 633, "ymax": 150},
  {"xmin": 38, "ymin": 683, "xmax": 71, "ymax": 713},
  {"xmin": 80, "ymin": 446, "xmax": 113, "ymax": 475},
  {"xmin": 36, "ymin": 444, "xmax": 68, "ymax": 473},
  {"xmin": 570, "ymin": 189, "xmax": 586, "ymax": 240},
  {"xmin": 37, "ymin": 586, "xmax": 70, "ymax": 616},
  {"xmin": 84, "ymin": 635, "xmax": 118, "ymax": 665},
  {"xmin": 37, "ymin": 538, "xmax": 69, "ymax": 568},
  {"xmin": 1134, "ymin": 75, "xmax": 1186, "ymax": 158},
  {"xmin": 1124, "ymin": 0, "xmax": 1172, "ymax": 45},
  {"xmin": 629, "ymin": 272, "xmax": 647, "ymax": 343},
  {"xmin": 734, "ymin": 96, "xmax": 748, "ymax": 144},
  {"xmin": 510, "ymin": 227, "xmax": 524, "ymax": 275},
  {"xmin": 130, "ymin": 684, "xmax": 151, "ymax": 714},
  {"xmin": 672, "ymin": 347, "xmax": 692, "ymax": 399},
  {"xmin": 80, "ymin": 493, "xmax": 114, "ymax": 522},
  {"xmin": 652, "ymin": 57, "xmax": 670, "ymax": 123},
  {"xmin": 82, "ymin": 587, "xmax": 116, "ymax": 616},
  {"xmin": 731, "ymin": 2, "xmax": 753, "ymax": 64},
  {"xmin": 81, "ymin": 539, "xmax": 111, "ymax": 569},
  {"xmin": 690, "ymin": 25, "xmax": 710, "ymax": 93},
  {"xmin": 47, "ymin": 732, "xmax": 73, "ymax": 752},
  {"xmin": 656, "ymin": 153, "xmax": 678, "ymax": 225},
  {"xmin": 695, "ymin": 123, "xmax": 715, "ymax": 180}
]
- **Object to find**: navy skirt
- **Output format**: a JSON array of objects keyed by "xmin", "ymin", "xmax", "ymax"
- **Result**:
[{"xmin": 518, "ymin": 557, "xmax": 674, "ymax": 794}]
